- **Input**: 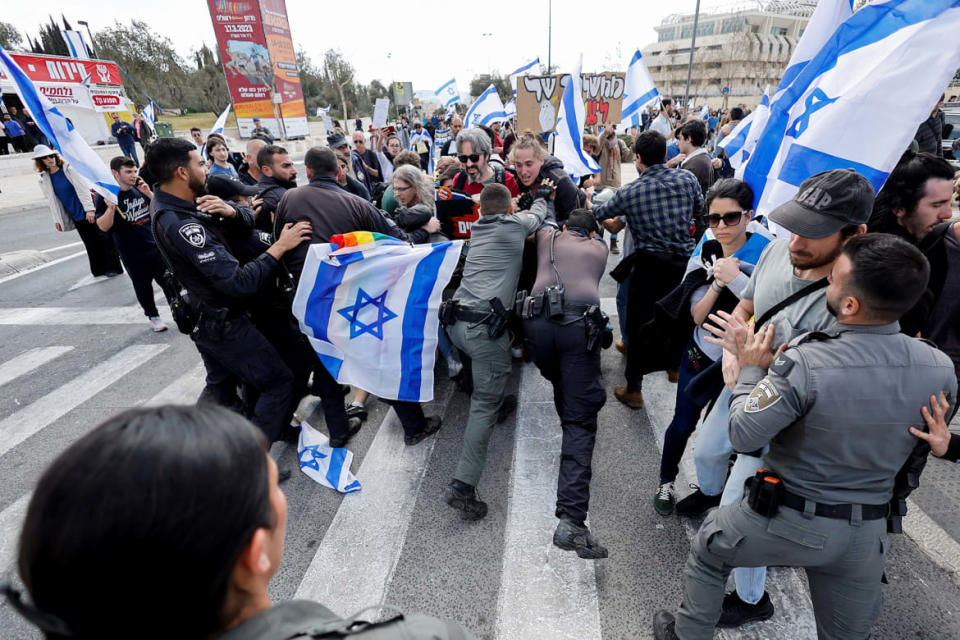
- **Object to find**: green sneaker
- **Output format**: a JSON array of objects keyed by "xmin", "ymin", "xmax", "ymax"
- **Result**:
[{"xmin": 654, "ymin": 482, "xmax": 675, "ymax": 516}]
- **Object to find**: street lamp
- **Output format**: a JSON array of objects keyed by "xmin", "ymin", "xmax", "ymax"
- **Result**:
[{"xmin": 77, "ymin": 20, "xmax": 97, "ymax": 58}]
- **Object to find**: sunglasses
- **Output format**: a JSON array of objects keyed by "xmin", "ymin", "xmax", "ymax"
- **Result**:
[
  {"xmin": 458, "ymin": 154, "xmax": 481, "ymax": 163},
  {"xmin": 702, "ymin": 210, "xmax": 747, "ymax": 228}
]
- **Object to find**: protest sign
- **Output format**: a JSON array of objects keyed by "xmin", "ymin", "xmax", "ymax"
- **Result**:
[
  {"xmin": 517, "ymin": 72, "xmax": 626, "ymax": 133},
  {"xmin": 373, "ymin": 97, "xmax": 390, "ymax": 128}
]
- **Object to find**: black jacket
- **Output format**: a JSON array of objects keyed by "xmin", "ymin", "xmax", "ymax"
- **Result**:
[{"xmin": 518, "ymin": 155, "xmax": 582, "ymax": 223}]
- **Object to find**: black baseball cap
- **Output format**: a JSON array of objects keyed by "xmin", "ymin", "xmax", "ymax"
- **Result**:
[
  {"xmin": 206, "ymin": 175, "xmax": 259, "ymax": 200},
  {"xmin": 768, "ymin": 169, "xmax": 874, "ymax": 239},
  {"xmin": 326, "ymin": 133, "xmax": 348, "ymax": 149}
]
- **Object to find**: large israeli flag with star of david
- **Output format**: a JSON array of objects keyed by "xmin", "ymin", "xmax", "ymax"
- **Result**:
[
  {"xmin": 292, "ymin": 235, "xmax": 463, "ymax": 403},
  {"xmin": 741, "ymin": 0, "xmax": 960, "ymax": 221}
]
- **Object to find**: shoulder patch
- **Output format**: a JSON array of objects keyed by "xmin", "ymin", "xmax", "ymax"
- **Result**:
[
  {"xmin": 744, "ymin": 377, "xmax": 782, "ymax": 413},
  {"xmin": 769, "ymin": 352, "xmax": 795, "ymax": 377},
  {"xmin": 179, "ymin": 223, "xmax": 206, "ymax": 248}
]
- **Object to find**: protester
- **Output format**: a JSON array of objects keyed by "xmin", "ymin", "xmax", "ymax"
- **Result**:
[
  {"xmin": 10, "ymin": 104, "xmax": 40, "ymax": 148},
  {"xmin": 239, "ymin": 139, "xmax": 267, "ymax": 186},
  {"xmin": 35, "ymin": 144, "xmax": 123, "ymax": 278},
  {"xmin": 677, "ymin": 120, "xmax": 716, "ymax": 197},
  {"xmin": 373, "ymin": 132, "xmax": 403, "ymax": 182},
  {"xmin": 441, "ymin": 117, "xmax": 464, "ymax": 156},
  {"xmin": 409, "ymin": 122, "xmax": 433, "ymax": 171},
  {"xmin": 2, "ymin": 112, "xmax": 26, "ymax": 153},
  {"xmin": 914, "ymin": 93, "xmax": 946, "ymax": 156},
  {"xmin": 351, "ymin": 131, "xmax": 380, "ymax": 193},
  {"xmin": 94, "ymin": 156, "xmax": 169, "ymax": 332},
  {"xmin": 334, "ymin": 151, "xmax": 371, "ymax": 201},
  {"xmin": 7, "ymin": 404, "xmax": 476, "ymax": 640},
  {"xmin": 110, "ymin": 112, "xmax": 140, "ymax": 167},
  {"xmin": 450, "ymin": 127, "xmax": 520, "ymax": 199},
  {"xmin": 381, "ymin": 150, "xmax": 423, "ymax": 214},
  {"xmin": 208, "ymin": 138, "xmax": 241, "ymax": 179},
  {"xmin": 512, "ymin": 133, "xmax": 579, "ymax": 222},
  {"xmin": 132, "ymin": 112, "xmax": 154, "ymax": 148},
  {"xmin": 256, "ymin": 144, "xmax": 298, "ymax": 233}
]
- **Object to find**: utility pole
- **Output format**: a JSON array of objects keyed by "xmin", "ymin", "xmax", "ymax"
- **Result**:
[
  {"xmin": 77, "ymin": 20, "xmax": 97, "ymax": 58},
  {"xmin": 547, "ymin": 0, "xmax": 552, "ymax": 73},
  {"xmin": 683, "ymin": 0, "xmax": 702, "ymax": 112}
]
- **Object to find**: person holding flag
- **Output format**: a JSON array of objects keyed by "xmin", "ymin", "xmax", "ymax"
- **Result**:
[{"xmin": 409, "ymin": 121, "xmax": 433, "ymax": 172}]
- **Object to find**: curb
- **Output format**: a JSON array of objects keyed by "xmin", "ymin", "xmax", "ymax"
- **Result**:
[{"xmin": 0, "ymin": 250, "xmax": 51, "ymax": 277}]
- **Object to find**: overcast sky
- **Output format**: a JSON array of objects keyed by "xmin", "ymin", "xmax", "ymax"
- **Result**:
[{"xmin": 5, "ymin": 0, "xmax": 717, "ymax": 95}]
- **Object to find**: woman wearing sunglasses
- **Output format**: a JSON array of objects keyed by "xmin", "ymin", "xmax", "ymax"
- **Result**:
[{"xmin": 653, "ymin": 179, "xmax": 773, "ymax": 516}]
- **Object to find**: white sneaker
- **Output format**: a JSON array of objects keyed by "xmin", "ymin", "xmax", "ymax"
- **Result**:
[{"xmin": 149, "ymin": 316, "xmax": 168, "ymax": 332}]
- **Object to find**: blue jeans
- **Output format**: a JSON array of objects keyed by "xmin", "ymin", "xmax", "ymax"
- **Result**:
[
  {"xmin": 119, "ymin": 141, "xmax": 139, "ymax": 167},
  {"xmin": 616, "ymin": 271, "xmax": 631, "ymax": 343},
  {"xmin": 659, "ymin": 341, "xmax": 714, "ymax": 483},
  {"xmin": 692, "ymin": 385, "xmax": 767, "ymax": 604},
  {"xmin": 438, "ymin": 326, "xmax": 454, "ymax": 360}
]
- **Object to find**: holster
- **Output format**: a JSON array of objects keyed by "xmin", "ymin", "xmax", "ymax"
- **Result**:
[
  {"xmin": 439, "ymin": 299, "xmax": 458, "ymax": 326},
  {"xmin": 746, "ymin": 469, "xmax": 783, "ymax": 518},
  {"xmin": 584, "ymin": 305, "xmax": 612, "ymax": 351},
  {"xmin": 487, "ymin": 297, "xmax": 510, "ymax": 339}
]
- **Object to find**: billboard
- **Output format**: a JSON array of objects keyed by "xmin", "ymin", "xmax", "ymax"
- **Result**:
[
  {"xmin": 516, "ymin": 72, "xmax": 626, "ymax": 134},
  {"xmin": 207, "ymin": 0, "xmax": 308, "ymax": 139}
]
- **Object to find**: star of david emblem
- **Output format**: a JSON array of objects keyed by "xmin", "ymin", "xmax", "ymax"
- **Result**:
[
  {"xmin": 785, "ymin": 88, "xmax": 838, "ymax": 138},
  {"xmin": 337, "ymin": 288, "xmax": 397, "ymax": 340},
  {"xmin": 299, "ymin": 445, "xmax": 327, "ymax": 471}
]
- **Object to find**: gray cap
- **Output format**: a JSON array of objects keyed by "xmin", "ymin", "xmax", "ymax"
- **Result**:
[
  {"xmin": 768, "ymin": 169, "xmax": 874, "ymax": 239},
  {"xmin": 326, "ymin": 133, "xmax": 348, "ymax": 149}
]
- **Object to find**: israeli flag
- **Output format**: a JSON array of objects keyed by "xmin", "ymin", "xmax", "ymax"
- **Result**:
[
  {"xmin": 409, "ymin": 127, "xmax": 434, "ymax": 173},
  {"xmin": 620, "ymin": 51, "xmax": 660, "ymax": 125},
  {"xmin": 293, "ymin": 234, "xmax": 464, "ymax": 403},
  {"xmin": 209, "ymin": 103, "xmax": 232, "ymax": 136},
  {"xmin": 435, "ymin": 78, "xmax": 460, "ymax": 108},
  {"xmin": 0, "ymin": 46, "xmax": 119, "ymax": 203},
  {"xmin": 699, "ymin": 104, "xmax": 710, "ymax": 119},
  {"xmin": 141, "ymin": 102, "xmax": 156, "ymax": 129},
  {"xmin": 464, "ymin": 84, "xmax": 507, "ymax": 127},
  {"xmin": 742, "ymin": 0, "xmax": 960, "ymax": 221},
  {"xmin": 509, "ymin": 57, "xmax": 540, "ymax": 96},
  {"xmin": 719, "ymin": 88, "xmax": 771, "ymax": 169},
  {"xmin": 504, "ymin": 98, "xmax": 517, "ymax": 119},
  {"xmin": 552, "ymin": 56, "xmax": 601, "ymax": 178},
  {"xmin": 61, "ymin": 30, "xmax": 90, "ymax": 59},
  {"xmin": 297, "ymin": 420, "xmax": 361, "ymax": 494}
]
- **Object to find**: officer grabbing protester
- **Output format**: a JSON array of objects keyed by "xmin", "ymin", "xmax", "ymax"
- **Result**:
[
  {"xmin": 441, "ymin": 180, "xmax": 554, "ymax": 520},
  {"xmin": 146, "ymin": 137, "xmax": 312, "ymax": 443},
  {"xmin": 653, "ymin": 233, "xmax": 957, "ymax": 640},
  {"xmin": 517, "ymin": 209, "xmax": 611, "ymax": 558}
]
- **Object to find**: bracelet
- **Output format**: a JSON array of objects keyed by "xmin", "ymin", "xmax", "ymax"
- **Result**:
[{"xmin": 711, "ymin": 281, "xmax": 724, "ymax": 293}]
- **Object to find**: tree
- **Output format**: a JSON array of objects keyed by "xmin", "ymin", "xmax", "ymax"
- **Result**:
[
  {"xmin": 0, "ymin": 21, "xmax": 24, "ymax": 50},
  {"xmin": 191, "ymin": 43, "xmax": 230, "ymax": 114},
  {"xmin": 38, "ymin": 16, "xmax": 68, "ymax": 56},
  {"xmin": 469, "ymin": 73, "xmax": 511, "ymax": 104},
  {"xmin": 323, "ymin": 49, "xmax": 355, "ymax": 122}
]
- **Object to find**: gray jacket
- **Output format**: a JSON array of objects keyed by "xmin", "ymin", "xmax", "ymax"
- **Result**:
[{"xmin": 730, "ymin": 322, "xmax": 957, "ymax": 506}]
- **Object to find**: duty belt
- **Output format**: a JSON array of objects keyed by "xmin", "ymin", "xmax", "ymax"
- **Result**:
[
  {"xmin": 780, "ymin": 488, "xmax": 889, "ymax": 521},
  {"xmin": 516, "ymin": 291, "xmax": 592, "ymax": 320},
  {"xmin": 455, "ymin": 306, "xmax": 494, "ymax": 324}
]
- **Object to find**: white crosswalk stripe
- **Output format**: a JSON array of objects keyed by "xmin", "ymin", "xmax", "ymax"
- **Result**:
[
  {"xmin": 0, "ymin": 347, "xmax": 73, "ymax": 389},
  {"xmin": 0, "ymin": 306, "xmax": 171, "ymax": 325}
]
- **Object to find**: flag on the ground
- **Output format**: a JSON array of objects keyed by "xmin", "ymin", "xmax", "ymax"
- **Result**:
[
  {"xmin": 465, "ymin": 84, "xmax": 507, "ymax": 127},
  {"xmin": 553, "ymin": 56, "xmax": 600, "ymax": 178},
  {"xmin": 292, "ymin": 232, "xmax": 463, "ymax": 403},
  {"xmin": 297, "ymin": 420, "xmax": 361, "ymax": 493},
  {"xmin": 0, "ymin": 45, "xmax": 119, "ymax": 204},
  {"xmin": 435, "ymin": 78, "xmax": 460, "ymax": 108},
  {"xmin": 509, "ymin": 57, "xmax": 540, "ymax": 96},
  {"xmin": 741, "ymin": 0, "xmax": 960, "ymax": 220},
  {"xmin": 620, "ymin": 51, "xmax": 660, "ymax": 127}
]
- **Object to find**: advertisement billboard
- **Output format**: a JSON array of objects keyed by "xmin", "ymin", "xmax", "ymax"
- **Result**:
[{"xmin": 207, "ymin": 0, "xmax": 307, "ymax": 139}]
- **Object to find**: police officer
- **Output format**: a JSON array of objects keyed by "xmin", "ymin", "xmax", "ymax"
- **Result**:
[
  {"xmin": 441, "ymin": 180, "xmax": 554, "ymax": 520},
  {"xmin": 653, "ymin": 233, "xmax": 957, "ymax": 640},
  {"xmin": 146, "ymin": 137, "xmax": 312, "ymax": 442},
  {"xmin": 519, "ymin": 209, "xmax": 609, "ymax": 558}
]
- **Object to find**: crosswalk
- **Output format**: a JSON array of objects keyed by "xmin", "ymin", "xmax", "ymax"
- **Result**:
[{"xmin": 1, "ymin": 306, "xmax": 960, "ymax": 640}]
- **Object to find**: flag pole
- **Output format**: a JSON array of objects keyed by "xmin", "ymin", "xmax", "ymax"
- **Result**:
[{"xmin": 683, "ymin": 0, "xmax": 701, "ymax": 113}]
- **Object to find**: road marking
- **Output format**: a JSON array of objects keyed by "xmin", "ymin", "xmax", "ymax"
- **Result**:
[
  {"xmin": 40, "ymin": 241, "xmax": 83, "ymax": 253},
  {"xmin": 143, "ymin": 363, "xmax": 205, "ymax": 406},
  {"xmin": 0, "ymin": 344, "xmax": 168, "ymax": 457},
  {"xmin": 68, "ymin": 274, "xmax": 112, "ymax": 291},
  {"xmin": 0, "ymin": 347, "xmax": 73, "ymax": 389},
  {"xmin": 495, "ymin": 363, "xmax": 602, "ymax": 640},
  {"xmin": 294, "ymin": 385, "xmax": 454, "ymax": 616},
  {"xmin": 904, "ymin": 496, "xmax": 960, "ymax": 581},
  {"xmin": 0, "ymin": 305, "xmax": 170, "ymax": 325},
  {"xmin": 0, "ymin": 251, "xmax": 86, "ymax": 285}
]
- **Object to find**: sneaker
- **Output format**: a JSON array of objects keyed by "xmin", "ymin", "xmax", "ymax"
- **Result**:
[
  {"xmin": 675, "ymin": 486, "xmax": 722, "ymax": 517},
  {"xmin": 652, "ymin": 611, "xmax": 680, "ymax": 640},
  {"xmin": 653, "ymin": 482, "xmax": 675, "ymax": 516},
  {"xmin": 443, "ymin": 479, "xmax": 488, "ymax": 520},
  {"xmin": 614, "ymin": 385, "xmax": 644, "ymax": 409},
  {"xmin": 496, "ymin": 394, "xmax": 518, "ymax": 424},
  {"xmin": 553, "ymin": 515, "xmax": 608, "ymax": 559},
  {"xmin": 446, "ymin": 356, "xmax": 463, "ymax": 379},
  {"xmin": 149, "ymin": 316, "xmax": 168, "ymax": 332},
  {"xmin": 610, "ymin": 237, "xmax": 620, "ymax": 254},
  {"xmin": 345, "ymin": 403, "xmax": 368, "ymax": 423},
  {"xmin": 329, "ymin": 417, "xmax": 363, "ymax": 449},
  {"xmin": 717, "ymin": 591, "xmax": 774, "ymax": 628},
  {"xmin": 404, "ymin": 415, "xmax": 442, "ymax": 446}
]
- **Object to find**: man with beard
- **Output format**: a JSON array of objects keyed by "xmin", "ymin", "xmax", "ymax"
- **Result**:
[
  {"xmin": 147, "ymin": 137, "xmax": 312, "ymax": 444},
  {"xmin": 654, "ymin": 232, "xmax": 956, "ymax": 640},
  {"xmin": 673, "ymin": 170, "xmax": 869, "ymax": 629},
  {"xmin": 256, "ymin": 145, "xmax": 298, "ymax": 233}
]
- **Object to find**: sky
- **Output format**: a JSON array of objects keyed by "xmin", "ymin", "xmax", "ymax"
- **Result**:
[{"xmin": 4, "ymin": 0, "xmax": 733, "ymax": 96}]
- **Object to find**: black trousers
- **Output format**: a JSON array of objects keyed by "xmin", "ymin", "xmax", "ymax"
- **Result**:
[
  {"xmin": 74, "ymin": 219, "xmax": 122, "ymax": 277},
  {"xmin": 124, "ymin": 252, "xmax": 166, "ymax": 317},
  {"xmin": 193, "ymin": 314, "xmax": 293, "ymax": 442},
  {"xmin": 524, "ymin": 314, "xmax": 606, "ymax": 523}
]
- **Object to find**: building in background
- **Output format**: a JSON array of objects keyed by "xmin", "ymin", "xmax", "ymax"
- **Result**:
[{"xmin": 641, "ymin": 0, "xmax": 815, "ymax": 108}]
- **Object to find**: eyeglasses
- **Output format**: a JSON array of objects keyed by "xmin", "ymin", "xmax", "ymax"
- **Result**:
[
  {"xmin": 394, "ymin": 185, "xmax": 411, "ymax": 193},
  {"xmin": 702, "ymin": 210, "xmax": 747, "ymax": 228},
  {"xmin": 458, "ymin": 154, "xmax": 481, "ymax": 163}
]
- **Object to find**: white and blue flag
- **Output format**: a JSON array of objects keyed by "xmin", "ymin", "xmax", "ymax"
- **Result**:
[
  {"xmin": 719, "ymin": 88, "xmax": 771, "ymax": 169},
  {"xmin": 699, "ymin": 104, "xmax": 710, "ymax": 119},
  {"xmin": 293, "ymin": 234, "xmax": 464, "ymax": 403},
  {"xmin": 209, "ymin": 103, "xmax": 232, "ymax": 137},
  {"xmin": 509, "ymin": 57, "xmax": 540, "ymax": 96},
  {"xmin": 409, "ymin": 127, "xmax": 434, "ymax": 173},
  {"xmin": 435, "ymin": 78, "xmax": 460, "ymax": 108},
  {"xmin": 504, "ymin": 98, "xmax": 517, "ymax": 120},
  {"xmin": 61, "ymin": 30, "xmax": 90, "ymax": 59},
  {"xmin": 553, "ymin": 56, "xmax": 601, "ymax": 178},
  {"xmin": 297, "ymin": 420, "xmax": 361, "ymax": 494},
  {"xmin": 0, "ymin": 46, "xmax": 119, "ymax": 203},
  {"xmin": 141, "ymin": 102, "xmax": 157, "ymax": 129},
  {"xmin": 465, "ymin": 84, "xmax": 507, "ymax": 127},
  {"xmin": 620, "ymin": 50, "xmax": 660, "ymax": 127},
  {"xmin": 742, "ymin": 0, "xmax": 960, "ymax": 221}
]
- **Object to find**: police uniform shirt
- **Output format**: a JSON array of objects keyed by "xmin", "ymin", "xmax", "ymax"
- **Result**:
[
  {"xmin": 729, "ymin": 323, "xmax": 958, "ymax": 506},
  {"xmin": 95, "ymin": 189, "xmax": 158, "ymax": 268}
]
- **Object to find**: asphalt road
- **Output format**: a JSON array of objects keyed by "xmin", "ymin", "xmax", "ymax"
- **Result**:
[{"xmin": 1, "ymin": 193, "xmax": 959, "ymax": 640}]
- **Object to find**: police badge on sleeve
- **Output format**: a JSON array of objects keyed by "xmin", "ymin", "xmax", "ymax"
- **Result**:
[
  {"xmin": 745, "ymin": 377, "xmax": 782, "ymax": 413},
  {"xmin": 179, "ymin": 223, "xmax": 206, "ymax": 248}
]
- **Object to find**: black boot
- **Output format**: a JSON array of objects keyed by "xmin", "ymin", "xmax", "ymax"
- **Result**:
[
  {"xmin": 404, "ymin": 415, "xmax": 442, "ymax": 446},
  {"xmin": 717, "ymin": 591, "xmax": 774, "ymax": 628},
  {"xmin": 652, "ymin": 611, "xmax": 680, "ymax": 640},
  {"xmin": 443, "ymin": 479, "xmax": 488, "ymax": 520},
  {"xmin": 553, "ymin": 515, "xmax": 608, "ymax": 559},
  {"xmin": 329, "ymin": 417, "xmax": 362, "ymax": 449},
  {"xmin": 675, "ymin": 486, "xmax": 721, "ymax": 517}
]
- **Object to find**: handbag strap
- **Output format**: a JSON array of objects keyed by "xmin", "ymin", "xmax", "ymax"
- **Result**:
[{"xmin": 754, "ymin": 277, "xmax": 828, "ymax": 329}]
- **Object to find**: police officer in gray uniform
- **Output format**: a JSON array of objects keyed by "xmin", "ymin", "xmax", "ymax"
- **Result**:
[
  {"xmin": 442, "ymin": 181, "xmax": 554, "ymax": 520},
  {"xmin": 654, "ymin": 232, "xmax": 957, "ymax": 640}
]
